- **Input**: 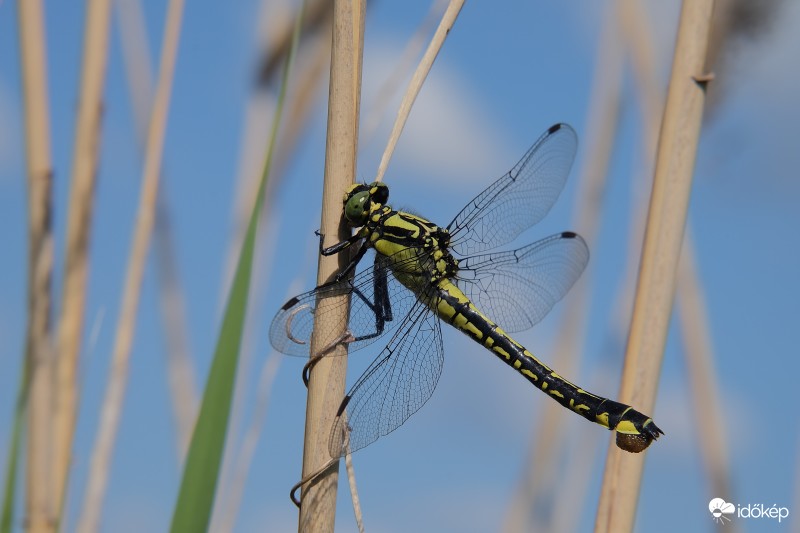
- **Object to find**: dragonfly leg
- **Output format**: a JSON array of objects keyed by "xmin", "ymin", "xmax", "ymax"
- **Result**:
[
  {"xmin": 333, "ymin": 241, "xmax": 369, "ymax": 282},
  {"xmin": 316, "ymin": 229, "xmax": 361, "ymax": 256},
  {"xmin": 375, "ymin": 261, "xmax": 393, "ymax": 322},
  {"xmin": 346, "ymin": 260, "xmax": 393, "ymax": 342},
  {"xmin": 303, "ymin": 262, "xmax": 394, "ymax": 385},
  {"xmin": 301, "ymin": 329, "xmax": 357, "ymax": 386},
  {"xmin": 289, "ymin": 456, "xmax": 339, "ymax": 508},
  {"xmin": 316, "ymin": 227, "xmax": 372, "ymax": 282},
  {"xmin": 287, "ymin": 418, "xmax": 357, "ymax": 508}
]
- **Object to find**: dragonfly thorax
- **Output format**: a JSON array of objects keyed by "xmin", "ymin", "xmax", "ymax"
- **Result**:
[
  {"xmin": 368, "ymin": 209, "xmax": 460, "ymax": 287},
  {"xmin": 343, "ymin": 181, "xmax": 459, "ymax": 283}
]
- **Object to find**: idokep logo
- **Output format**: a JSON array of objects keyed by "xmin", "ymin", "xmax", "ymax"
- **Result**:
[
  {"xmin": 709, "ymin": 498, "xmax": 735, "ymax": 524},
  {"xmin": 708, "ymin": 497, "xmax": 790, "ymax": 525}
]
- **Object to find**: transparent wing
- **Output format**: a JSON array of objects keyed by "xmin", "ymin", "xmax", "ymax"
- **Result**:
[
  {"xmin": 269, "ymin": 253, "xmax": 419, "ymax": 357},
  {"xmin": 454, "ymin": 232, "xmax": 589, "ymax": 333},
  {"xmin": 447, "ymin": 123, "xmax": 578, "ymax": 256},
  {"xmin": 328, "ymin": 301, "xmax": 444, "ymax": 457}
]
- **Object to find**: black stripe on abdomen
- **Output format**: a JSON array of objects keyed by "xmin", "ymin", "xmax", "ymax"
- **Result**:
[
  {"xmin": 432, "ymin": 283, "xmax": 663, "ymax": 450},
  {"xmin": 435, "ymin": 286, "xmax": 624, "ymax": 428}
]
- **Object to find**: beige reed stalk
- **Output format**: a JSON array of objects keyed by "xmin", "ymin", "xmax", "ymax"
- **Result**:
[
  {"xmin": 373, "ymin": 0, "xmax": 465, "ymax": 183},
  {"xmin": 257, "ymin": 0, "xmax": 332, "ymax": 83},
  {"xmin": 299, "ymin": 2, "xmax": 464, "ymax": 526},
  {"xmin": 608, "ymin": 0, "xmax": 665, "ymax": 364},
  {"xmin": 361, "ymin": 0, "xmax": 445, "ymax": 143},
  {"xmin": 298, "ymin": 0, "xmax": 365, "ymax": 530},
  {"xmin": 77, "ymin": 0, "xmax": 185, "ymax": 530},
  {"xmin": 52, "ymin": 0, "xmax": 113, "ymax": 516},
  {"xmin": 594, "ymin": 0, "xmax": 716, "ymax": 531},
  {"xmin": 223, "ymin": 0, "xmax": 333, "ymax": 294},
  {"xmin": 116, "ymin": 0, "xmax": 199, "ymax": 458},
  {"xmin": 502, "ymin": 8, "xmax": 624, "ymax": 533},
  {"xmin": 153, "ymin": 201, "xmax": 200, "ymax": 456},
  {"xmin": 211, "ymin": 27, "xmax": 332, "ymax": 533},
  {"xmin": 270, "ymin": 27, "xmax": 332, "ymax": 182},
  {"xmin": 343, "ymin": 437, "xmax": 364, "ymax": 533},
  {"xmin": 625, "ymin": 0, "xmax": 736, "ymax": 519},
  {"xmin": 544, "ymin": 4, "xmax": 659, "ymax": 525},
  {"xmin": 210, "ymin": 7, "xmax": 330, "ymax": 527},
  {"xmin": 18, "ymin": 0, "xmax": 55, "ymax": 530},
  {"xmin": 676, "ymin": 233, "xmax": 736, "ymax": 507}
]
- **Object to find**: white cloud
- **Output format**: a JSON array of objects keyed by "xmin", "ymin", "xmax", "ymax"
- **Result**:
[{"xmin": 359, "ymin": 41, "xmax": 514, "ymax": 186}]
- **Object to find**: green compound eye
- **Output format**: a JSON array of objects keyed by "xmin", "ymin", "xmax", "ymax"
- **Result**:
[
  {"xmin": 344, "ymin": 190, "xmax": 371, "ymax": 225},
  {"xmin": 342, "ymin": 182, "xmax": 390, "ymax": 226}
]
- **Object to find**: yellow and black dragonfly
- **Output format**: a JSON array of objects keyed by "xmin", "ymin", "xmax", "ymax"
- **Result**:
[{"xmin": 270, "ymin": 123, "xmax": 663, "ymax": 461}]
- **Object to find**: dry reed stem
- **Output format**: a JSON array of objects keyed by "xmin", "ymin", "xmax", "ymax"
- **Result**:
[
  {"xmin": 51, "ymin": 0, "xmax": 113, "ymax": 517},
  {"xmin": 269, "ymin": 25, "xmax": 332, "ymax": 185},
  {"xmin": 594, "ymin": 0, "xmax": 716, "ymax": 531},
  {"xmin": 373, "ymin": 0, "xmax": 465, "ymax": 183},
  {"xmin": 315, "ymin": 6, "xmax": 460, "ymax": 527},
  {"xmin": 220, "ymin": 99, "xmax": 274, "ymax": 309},
  {"xmin": 502, "ymin": 8, "xmax": 624, "ymax": 532},
  {"xmin": 550, "ymin": 424, "xmax": 602, "ymax": 533},
  {"xmin": 344, "ymin": 441, "xmax": 364, "ymax": 533},
  {"xmin": 210, "ymin": 4, "xmax": 323, "ymax": 524},
  {"xmin": 154, "ymin": 202, "xmax": 200, "ymax": 456},
  {"xmin": 18, "ymin": 0, "xmax": 55, "ymax": 530},
  {"xmin": 361, "ymin": 0, "xmax": 445, "ymax": 143},
  {"xmin": 77, "ymin": 0, "xmax": 186, "ymax": 530},
  {"xmin": 625, "ymin": 0, "xmax": 736, "ymax": 519},
  {"xmin": 298, "ymin": 0, "xmax": 365, "ymax": 530},
  {"xmin": 619, "ymin": 0, "xmax": 664, "ymax": 159},
  {"xmin": 117, "ymin": 0, "xmax": 154, "ymax": 117},
  {"xmin": 224, "ymin": 7, "xmax": 331, "ymax": 291},
  {"xmin": 211, "ymin": 3, "xmax": 329, "ymax": 520},
  {"xmin": 211, "ymin": 26, "xmax": 331, "ymax": 532},
  {"xmin": 208, "ymin": 0, "xmax": 306, "ymax": 526},
  {"xmin": 257, "ymin": 0, "xmax": 333, "ymax": 84},
  {"xmin": 210, "ymin": 238, "xmax": 313, "ymax": 533},
  {"xmin": 116, "ymin": 0, "xmax": 199, "ymax": 458},
  {"xmin": 219, "ymin": 0, "xmax": 330, "ymax": 307},
  {"xmin": 676, "ymin": 234, "xmax": 736, "ymax": 505},
  {"xmin": 607, "ymin": 0, "xmax": 663, "ymax": 359}
]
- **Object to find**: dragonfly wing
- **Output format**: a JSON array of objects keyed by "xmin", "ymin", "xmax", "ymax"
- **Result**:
[
  {"xmin": 454, "ymin": 232, "xmax": 589, "ymax": 333},
  {"xmin": 329, "ymin": 302, "xmax": 444, "ymax": 457},
  {"xmin": 447, "ymin": 123, "xmax": 578, "ymax": 256},
  {"xmin": 269, "ymin": 254, "xmax": 418, "ymax": 357}
]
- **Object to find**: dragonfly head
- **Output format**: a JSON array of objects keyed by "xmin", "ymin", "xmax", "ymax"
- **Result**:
[{"xmin": 343, "ymin": 181, "xmax": 389, "ymax": 226}]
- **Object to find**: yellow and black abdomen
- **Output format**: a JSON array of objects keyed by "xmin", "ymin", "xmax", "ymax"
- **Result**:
[{"xmin": 432, "ymin": 280, "xmax": 663, "ymax": 452}]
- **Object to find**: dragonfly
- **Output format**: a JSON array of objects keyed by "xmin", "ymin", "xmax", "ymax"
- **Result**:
[{"xmin": 271, "ymin": 123, "xmax": 663, "ymax": 465}]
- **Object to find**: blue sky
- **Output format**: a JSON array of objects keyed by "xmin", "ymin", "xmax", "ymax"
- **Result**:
[{"xmin": 1, "ymin": 1, "xmax": 799, "ymax": 532}]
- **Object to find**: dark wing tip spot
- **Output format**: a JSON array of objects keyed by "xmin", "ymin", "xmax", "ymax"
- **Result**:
[
  {"xmin": 336, "ymin": 395, "xmax": 352, "ymax": 416},
  {"xmin": 547, "ymin": 123, "xmax": 562, "ymax": 134},
  {"xmin": 281, "ymin": 296, "xmax": 300, "ymax": 310},
  {"xmin": 561, "ymin": 231, "xmax": 578, "ymax": 239}
]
